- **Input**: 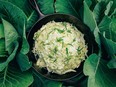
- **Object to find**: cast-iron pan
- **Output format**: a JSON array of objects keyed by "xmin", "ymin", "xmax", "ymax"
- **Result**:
[{"xmin": 27, "ymin": 0, "xmax": 98, "ymax": 81}]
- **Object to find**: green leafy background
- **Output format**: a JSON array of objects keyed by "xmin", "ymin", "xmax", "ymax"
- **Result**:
[{"xmin": 0, "ymin": 0, "xmax": 116, "ymax": 87}]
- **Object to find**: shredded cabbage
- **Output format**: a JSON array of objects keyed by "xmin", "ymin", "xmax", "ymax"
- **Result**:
[{"xmin": 33, "ymin": 21, "xmax": 88, "ymax": 75}]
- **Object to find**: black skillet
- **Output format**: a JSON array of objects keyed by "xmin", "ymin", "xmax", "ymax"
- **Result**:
[{"xmin": 27, "ymin": 0, "xmax": 98, "ymax": 81}]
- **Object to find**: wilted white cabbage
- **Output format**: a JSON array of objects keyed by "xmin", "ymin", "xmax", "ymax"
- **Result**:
[{"xmin": 33, "ymin": 21, "xmax": 88, "ymax": 75}]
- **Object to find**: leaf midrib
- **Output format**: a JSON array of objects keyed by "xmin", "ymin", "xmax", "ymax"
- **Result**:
[
  {"xmin": 67, "ymin": 0, "xmax": 79, "ymax": 17},
  {"xmin": 94, "ymin": 54, "xmax": 101, "ymax": 76},
  {"xmin": 27, "ymin": 11, "xmax": 35, "ymax": 22},
  {"xmin": 2, "ymin": 66, "xmax": 8, "ymax": 86}
]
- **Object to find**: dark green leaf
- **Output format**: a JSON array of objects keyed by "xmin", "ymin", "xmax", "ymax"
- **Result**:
[
  {"xmin": 85, "ymin": 0, "xmax": 92, "ymax": 7},
  {"xmin": 100, "ymin": 34, "xmax": 116, "ymax": 68},
  {"xmin": 3, "ymin": 0, "xmax": 33, "ymax": 16},
  {"xmin": 0, "ymin": 0, "xmax": 39, "ymax": 32},
  {"xmin": 20, "ymin": 23, "xmax": 29, "ymax": 54},
  {"xmin": 83, "ymin": 1, "xmax": 97, "ymax": 32},
  {"xmin": 0, "ymin": 39, "xmax": 7, "ymax": 57},
  {"xmin": 108, "ymin": 58, "xmax": 116, "ymax": 69},
  {"xmin": 0, "ymin": 0, "xmax": 27, "ymax": 36},
  {"xmin": 93, "ymin": 27, "xmax": 101, "ymax": 46},
  {"xmin": 109, "ymin": 18, "xmax": 116, "ymax": 42},
  {"xmin": 100, "ymin": 34, "xmax": 116, "ymax": 56},
  {"xmin": 110, "ymin": 0, "xmax": 116, "ymax": 14},
  {"xmin": 93, "ymin": 1, "xmax": 113, "ymax": 24},
  {"xmin": 2, "ymin": 18, "xmax": 19, "ymax": 54},
  {"xmin": 83, "ymin": 1, "xmax": 101, "ymax": 46},
  {"xmin": 98, "ymin": 15, "xmax": 116, "ymax": 69},
  {"xmin": 20, "ymin": 37, "xmax": 29, "ymax": 54},
  {"xmin": 93, "ymin": 1, "xmax": 107, "ymax": 23},
  {"xmin": 90, "ymin": 0, "xmax": 98, "ymax": 9},
  {"xmin": 16, "ymin": 52, "xmax": 32, "ymax": 71},
  {"xmin": 110, "ymin": 8, "xmax": 116, "ymax": 18},
  {"xmin": 97, "ymin": 0, "xmax": 116, "ymax": 15},
  {"xmin": 55, "ymin": 0, "xmax": 83, "ymax": 18},
  {"xmin": 2, "ymin": 0, "xmax": 40, "ymax": 32},
  {"xmin": 0, "ymin": 65, "xmax": 33, "ymax": 87},
  {"xmin": 0, "ymin": 24, "xmax": 5, "ymax": 56},
  {"xmin": 105, "ymin": 1, "xmax": 113, "ymax": 15},
  {"xmin": 16, "ymin": 22, "xmax": 31, "ymax": 71},
  {"xmin": 26, "ymin": 11, "xmax": 38, "ymax": 31},
  {"xmin": 84, "ymin": 54, "xmax": 116, "ymax": 87},
  {"xmin": 98, "ymin": 16, "xmax": 111, "ymax": 36},
  {"xmin": 37, "ymin": 0, "xmax": 55, "ymax": 14},
  {"xmin": 0, "ymin": 24, "xmax": 4, "ymax": 39},
  {"xmin": 0, "ymin": 41, "xmax": 19, "ymax": 71}
]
